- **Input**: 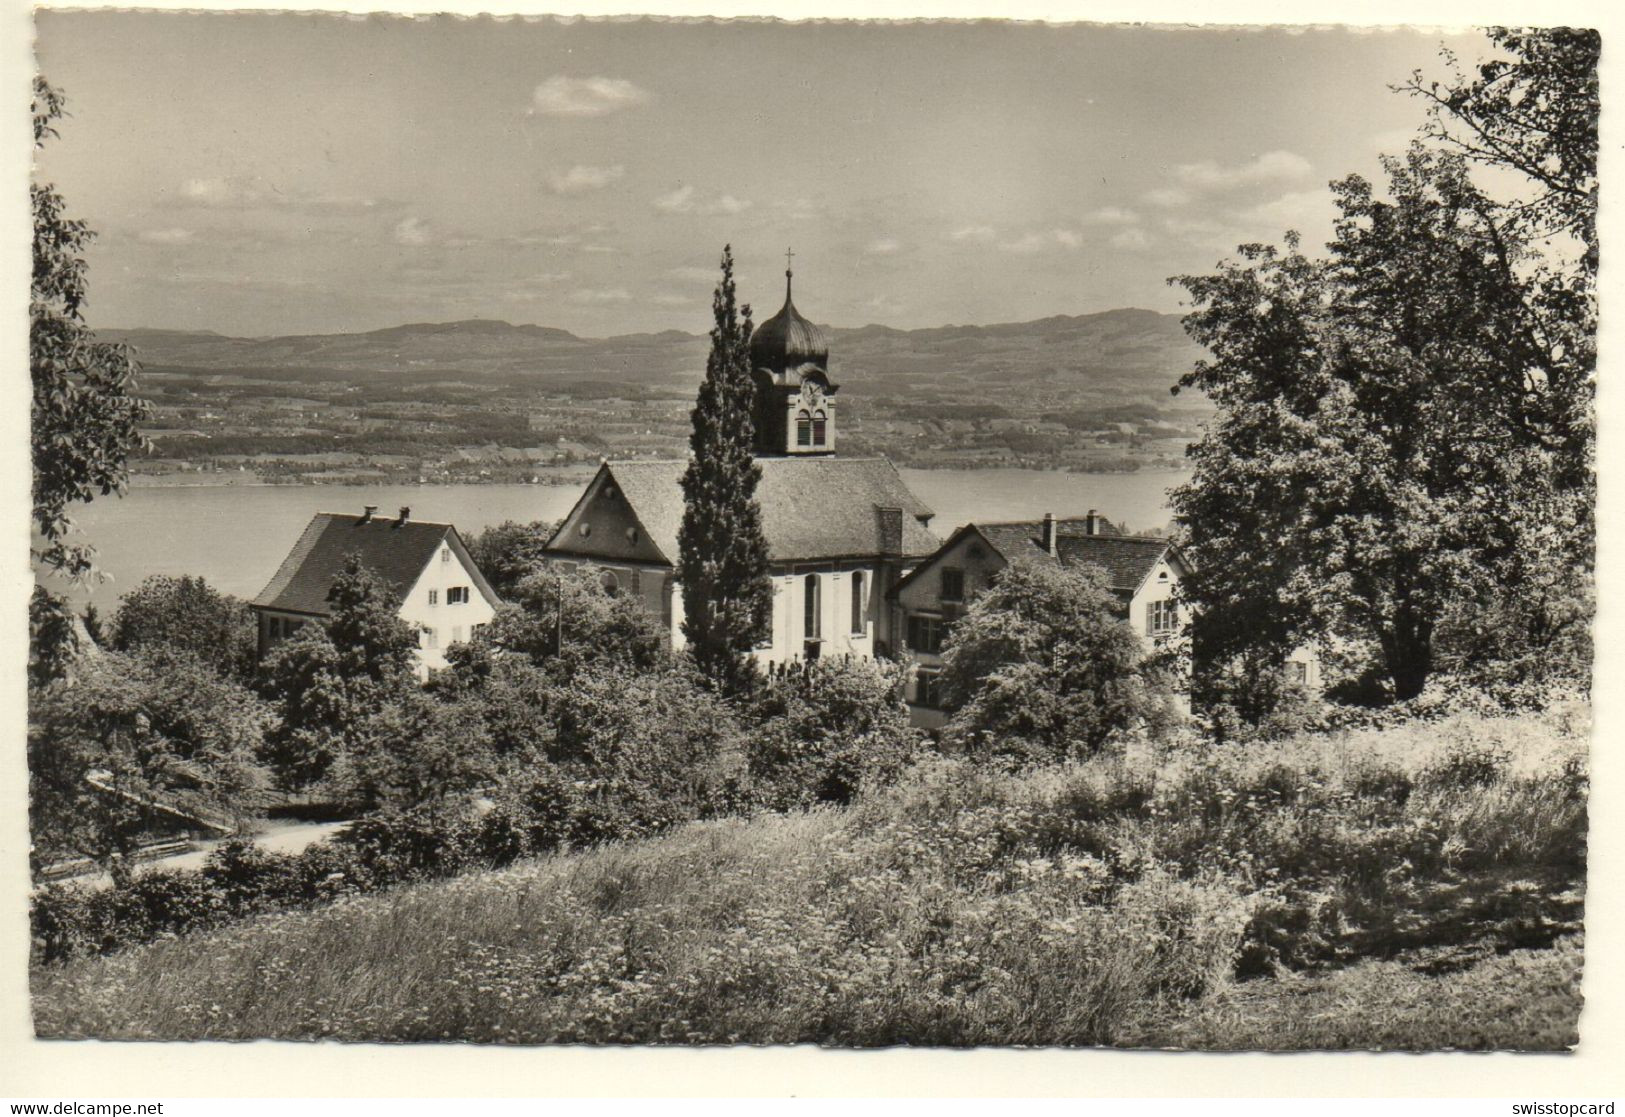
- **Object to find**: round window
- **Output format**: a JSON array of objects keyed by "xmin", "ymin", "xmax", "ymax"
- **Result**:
[
  {"xmin": 601, "ymin": 570, "xmax": 620, "ymax": 595},
  {"xmin": 626, "ymin": 526, "xmax": 639, "ymax": 544},
  {"xmin": 578, "ymin": 522, "xmax": 592, "ymax": 538}
]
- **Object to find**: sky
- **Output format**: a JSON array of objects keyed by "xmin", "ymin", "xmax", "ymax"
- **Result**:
[{"xmin": 33, "ymin": 13, "xmax": 1494, "ymax": 337}]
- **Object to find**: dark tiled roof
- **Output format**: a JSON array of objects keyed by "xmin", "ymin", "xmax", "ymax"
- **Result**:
[
  {"xmin": 1053, "ymin": 535, "xmax": 1172, "ymax": 595},
  {"xmin": 972, "ymin": 516, "xmax": 1122, "ymax": 563},
  {"xmin": 901, "ymin": 517, "xmax": 1165, "ymax": 597},
  {"xmin": 586, "ymin": 457, "xmax": 938, "ymax": 564},
  {"xmin": 252, "ymin": 512, "xmax": 494, "ymax": 616}
]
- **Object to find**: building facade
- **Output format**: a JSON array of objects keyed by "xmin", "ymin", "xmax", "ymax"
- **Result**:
[
  {"xmin": 251, "ymin": 506, "xmax": 501, "ymax": 677},
  {"xmin": 891, "ymin": 512, "xmax": 1189, "ymax": 727}
]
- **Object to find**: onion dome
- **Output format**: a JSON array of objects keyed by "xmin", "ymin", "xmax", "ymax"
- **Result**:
[{"xmin": 750, "ymin": 265, "xmax": 829, "ymax": 377}]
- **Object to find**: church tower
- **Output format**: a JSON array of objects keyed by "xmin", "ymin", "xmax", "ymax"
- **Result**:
[{"xmin": 749, "ymin": 251, "xmax": 837, "ymax": 457}]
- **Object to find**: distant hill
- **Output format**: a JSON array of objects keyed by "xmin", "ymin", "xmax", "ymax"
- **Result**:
[{"xmin": 98, "ymin": 308, "xmax": 1207, "ymax": 412}]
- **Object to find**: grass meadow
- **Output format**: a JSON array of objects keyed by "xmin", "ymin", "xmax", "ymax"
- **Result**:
[{"xmin": 31, "ymin": 705, "xmax": 1587, "ymax": 1049}]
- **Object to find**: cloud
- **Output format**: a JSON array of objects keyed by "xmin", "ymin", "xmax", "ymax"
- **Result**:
[
  {"xmin": 1176, "ymin": 150, "xmax": 1313, "ymax": 191},
  {"xmin": 997, "ymin": 229, "xmax": 1083, "ymax": 254},
  {"xmin": 530, "ymin": 76, "xmax": 650, "ymax": 118},
  {"xmin": 865, "ymin": 236, "xmax": 901, "ymax": 255},
  {"xmin": 1081, "ymin": 206, "xmax": 1139, "ymax": 227},
  {"xmin": 1149, "ymin": 151, "xmax": 1315, "ymax": 210},
  {"xmin": 173, "ymin": 176, "xmax": 390, "ymax": 213},
  {"xmin": 548, "ymin": 164, "xmax": 626, "ymax": 194},
  {"xmin": 137, "ymin": 227, "xmax": 196, "ymax": 245},
  {"xmin": 998, "ymin": 233, "xmax": 1046, "ymax": 255},
  {"xmin": 392, "ymin": 217, "xmax": 434, "ymax": 246},
  {"xmin": 670, "ymin": 265, "xmax": 720, "ymax": 283},
  {"xmin": 773, "ymin": 197, "xmax": 824, "ymax": 222},
  {"xmin": 1110, "ymin": 227, "xmax": 1152, "ymax": 251},
  {"xmin": 651, "ymin": 293, "xmax": 692, "ymax": 307},
  {"xmin": 1146, "ymin": 186, "xmax": 1193, "ymax": 208},
  {"xmin": 1236, "ymin": 188, "xmax": 1337, "ymax": 243},
  {"xmin": 570, "ymin": 287, "xmax": 633, "ymax": 304},
  {"xmin": 653, "ymin": 185, "xmax": 752, "ymax": 216},
  {"xmin": 948, "ymin": 224, "xmax": 996, "ymax": 243}
]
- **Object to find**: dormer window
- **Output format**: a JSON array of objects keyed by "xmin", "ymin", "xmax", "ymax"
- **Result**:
[{"xmin": 796, "ymin": 410, "xmax": 812, "ymax": 447}]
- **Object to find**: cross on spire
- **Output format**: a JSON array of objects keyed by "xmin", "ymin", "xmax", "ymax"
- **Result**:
[
  {"xmin": 784, "ymin": 246, "xmax": 795, "ymax": 301},
  {"xmin": 785, "ymin": 246, "xmax": 795, "ymax": 274}
]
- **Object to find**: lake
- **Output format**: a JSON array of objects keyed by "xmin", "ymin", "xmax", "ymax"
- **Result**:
[{"xmin": 46, "ymin": 466, "xmax": 1190, "ymax": 613}]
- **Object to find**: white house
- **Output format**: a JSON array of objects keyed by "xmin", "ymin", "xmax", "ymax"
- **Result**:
[
  {"xmin": 890, "ymin": 512, "xmax": 1190, "ymax": 727},
  {"xmin": 251, "ymin": 505, "xmax": 500, "ymax": 677}
]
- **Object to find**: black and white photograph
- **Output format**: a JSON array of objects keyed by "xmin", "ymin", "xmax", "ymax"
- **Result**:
[{"xmin": 16, "ymin": 3, "xmax": 1603, "ymax": 1066}]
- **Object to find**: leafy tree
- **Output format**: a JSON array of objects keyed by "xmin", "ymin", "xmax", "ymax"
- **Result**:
[
  {"xmin": 111, "ymin": 574, "xmax": 258, "ymax": 681},
  {"xmin": 940, "ymin": 562, "xmax": 1177, "ymax": 762},
  {"xmin": 1172, "ymin": 30, "xmax": 1595, "ymax": 705},
  {"xmin": 466, "ymin": 563, "xmax": 666, "ymax": 676},
  {"xmin": 29, "ymin": 648, "xmax": 273, "ymax": 879},
  {"xmin": 676, "ymin": 245, "xmax": 773, "ymax": 696},
  {"xmin": 334, "ymin": 691, "xmax": 498, "ymax": 811},
  {"xmin": 260, "ymin": 556, "xmax": 420, "ymax": 792},
  {"xmin": 1399, "ymin": 28, "xmax": 1598, "ymax": 269},
  {"xmin": 748, "ymin": 657, "xmax": 919, "ymax": 809},
  {"xmin": 30, "ymin": 78, "xmax": 150, "ymax": 679},
  {"xmin": 465, "ymin": 519, "xmax": 555, "ymax": 600}
]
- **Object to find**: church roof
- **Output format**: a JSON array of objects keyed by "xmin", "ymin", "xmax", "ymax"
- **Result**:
[
  {"xmin": 561, "ymin": 457, "xmax": 938, "ymax": 565},
  {"xmin": 251, "ymin": 511, "xmax": 497, "ymax": 616},
  {"xmin": 750, "ymin": 271, "xmax": 829, "ymax": 374}
]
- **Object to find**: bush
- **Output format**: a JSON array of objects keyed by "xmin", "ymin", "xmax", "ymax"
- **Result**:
[{"xmin": 747, "ymin": 657, "xmax": 921, "ymax": 809}]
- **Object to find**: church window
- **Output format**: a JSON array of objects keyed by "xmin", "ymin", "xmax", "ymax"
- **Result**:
[
  {"xmin": 804, "ymin": 575, "xmax": 821, "ymax": 639},
  {"xmin": 812, "ymin": 410, "xmax": 827, "ymax": 446},
  {"xmin": 851, "ymin": 570, "xmax": 866, "ymax": 634},
  {"xmin": 796, "ymin": 410, "xmax": 812, "ymax": 446}
]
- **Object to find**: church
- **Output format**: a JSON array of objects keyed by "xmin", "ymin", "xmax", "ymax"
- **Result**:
[{"xmin": 539, "ymin": 261, "xmax": 941, "ymax": 666}]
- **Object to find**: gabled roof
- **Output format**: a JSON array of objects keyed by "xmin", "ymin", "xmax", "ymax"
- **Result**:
[
  {"xmin": 893, "ymin": 516, "xmax": 1175, "ymax": 599},
  {"xmin": 547, "ymin": 457, "xmax": 938, "ymax": 565},
  {"xmin": 252, "ymin": 512, "xmax": 498, "ymax": 616},
  {"xmin": 1054, "ymin": 534, "xmax": 1178, "ymax": 596}
]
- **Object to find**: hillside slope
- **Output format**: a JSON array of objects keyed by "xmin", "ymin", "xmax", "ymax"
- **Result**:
[
  {"xmin": 100, "ymin": 308, "xmax": 1208, "ymax": 411},
  {"xmin": 33, "ymin": 708, "xmax": 1586, "ymax": 1048}
]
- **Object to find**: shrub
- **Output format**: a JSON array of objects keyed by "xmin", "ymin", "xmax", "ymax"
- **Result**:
[{"xmin": 748, "ymin": 657, "xmax": 921, "ymax": 809}]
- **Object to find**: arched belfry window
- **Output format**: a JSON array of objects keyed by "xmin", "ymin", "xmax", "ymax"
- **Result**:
[
  {"xmin": 796, "ymin": 410, "xmax": 812, "ymax": 447},
  {"xmin": 812, "ymin": 410, "xmax": 827, "ymax": 446},
  {"xmin": 804, "ymin": 574, "xmax": 821, "ymax": 639}
]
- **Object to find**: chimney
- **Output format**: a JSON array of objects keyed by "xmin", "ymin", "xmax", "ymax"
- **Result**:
[
  {"xmin": 876, "ymin": 507, "xmax": 903, "ymax": 556},
  {"xmin": 359, "ymin": 505, "xmax": 377, "ymax": 525},
  {"xmin": 1041, "ymin": 512, "xmax": 1058, "ymax": 556},
  {"xmin": 396, "ymin": 506, "xmax": 411, "ymax": 526},
  {"xmin": 1085, "ymin": 509, "xmax": 1101, "ymax": 536}
]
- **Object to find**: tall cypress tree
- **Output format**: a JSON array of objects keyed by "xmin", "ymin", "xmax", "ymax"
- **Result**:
[{"xmin": 677, "ymin": 245, "xmax": 773, "ymax": 696}]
